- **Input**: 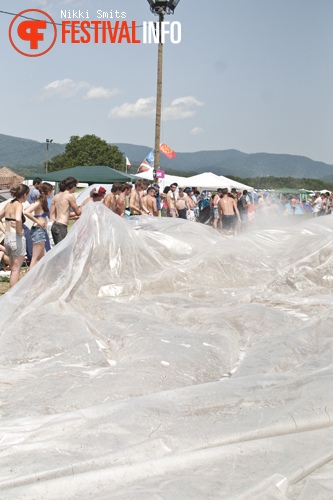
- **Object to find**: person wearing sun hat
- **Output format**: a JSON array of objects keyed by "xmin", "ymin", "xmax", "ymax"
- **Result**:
[
  {"xmin": 92, "ymin": 186, "xmax": 107, "ymax": 199},
  {"xmin": 81, "ymin": 186, "xmax": 106, "ymax": 209}
]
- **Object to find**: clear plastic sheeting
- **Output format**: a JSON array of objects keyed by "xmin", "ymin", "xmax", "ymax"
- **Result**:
[{"xmin": 0, "ymin": 203, "xmax": 332, "ymax": 499}]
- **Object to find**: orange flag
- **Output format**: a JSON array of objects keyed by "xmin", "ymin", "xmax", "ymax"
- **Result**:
[{"xmin": 160, "ymin": 143, "xmax": 176, "ymax": 159}]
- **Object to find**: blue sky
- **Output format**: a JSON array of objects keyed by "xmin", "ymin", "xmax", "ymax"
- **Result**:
[{"xmin": 1, "ymin": 0, "xmax": 332, "ymax": 164}]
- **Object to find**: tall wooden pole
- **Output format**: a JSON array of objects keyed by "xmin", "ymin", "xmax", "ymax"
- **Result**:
[{"xmin": 154, "ymin": 12, "xmax": 164, "ymax": 173}]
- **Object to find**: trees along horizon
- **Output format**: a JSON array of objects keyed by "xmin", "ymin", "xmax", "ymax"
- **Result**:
[
  {"xmin": 229, "ymin": 175, "xmax": 333, "ymax": 192},
  {"xmin": 48, "ymin": 134, "xmax": 126, "ymax": 172}
]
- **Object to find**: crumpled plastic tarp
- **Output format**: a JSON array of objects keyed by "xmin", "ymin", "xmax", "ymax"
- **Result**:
[{"xmin": 0, "ymin": 203, "xmax": 332, "ymax": 499}]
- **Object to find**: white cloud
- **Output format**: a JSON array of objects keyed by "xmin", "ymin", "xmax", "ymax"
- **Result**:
[
  {"xmin": 32, "ymin": 0, "xmax": 51, "ymax": 6},
  {"xmin": 109, "ymin": 97, "xmax": 156, "ymax": 118},
  {"xmin": 85, "ymin": 87, "xmax": 120, "ymax": 100},
  {"xmin": 40, "ymin": 79, "xmax": 88, "ymax": 100},
  {"xmin": 39, "ymin": 79, "xmax": 120, "ymax": 101},
  {"xmin": 109, "ymin": 96, "xmax": 204, "ymax": 120},
  {"xmin": 190, "ymin": 127, "xmax": 204, "ymax": 136},
  {"xmin": 163, "ymin": 96, "xmax": 204, "ymax": 121}
]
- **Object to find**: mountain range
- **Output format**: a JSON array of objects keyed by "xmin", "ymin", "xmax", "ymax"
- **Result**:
[{"xmin": 1, "ymin": 133, "xmax": 333, "ymax": 181}]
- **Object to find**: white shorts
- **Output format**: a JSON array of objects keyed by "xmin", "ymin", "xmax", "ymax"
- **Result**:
[{"xmin": 4, "ymin": 233, "xmax": 26, "ymax": 258}]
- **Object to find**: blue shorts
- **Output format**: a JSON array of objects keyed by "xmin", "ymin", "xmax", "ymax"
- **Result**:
[{"xmin": 30, "ymin": 226, "xmax": 46, "ymax": 244}]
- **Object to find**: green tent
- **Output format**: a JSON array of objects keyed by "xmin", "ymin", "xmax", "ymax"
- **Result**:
[{"xmin": 39, "ymin": 166, "xmax": 136, "ymax": 184}]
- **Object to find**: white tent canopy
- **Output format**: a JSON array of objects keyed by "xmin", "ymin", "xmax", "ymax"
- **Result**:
[
  {"xmin": 135, "ymin": 171, "xmax": 189, "ymax": 191},
  {"xmin": 185, "ymin": 172, "xmax": 223, "ymax": 189},
  {"xmin": 186, "ymin": 172, "xmax": 254, "ymax": 192},
  {"xmin": 135, "ymin": 170, "xmax": 254, "ymax": 192},
  {"xmin": 134, "ymin": 170, "xmax": 155, "ymax": 181},
  {"xmin": 218, "ymin": 175, "xmax": 254, "ymax": 192}
]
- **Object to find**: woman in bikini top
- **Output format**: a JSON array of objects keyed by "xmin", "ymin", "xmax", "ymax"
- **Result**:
[
  {"xmin": 3, "ymin": 190, "xmax": 29, "ymax": 235},
  {"xmin": 24, "ymin": 182, "xmax": 53, "ymax": 269},
  {"xmin": 5, "ymin": 200, "xmax": 26, "ymax": 225},
  {"xmin": 0, "ymin": 184, "xmax": 30, "ymax": 287}
]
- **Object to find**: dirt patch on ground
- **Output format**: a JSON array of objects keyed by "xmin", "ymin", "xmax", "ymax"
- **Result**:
[{"xmin": 0, "ymin": 281, "xmax": 9, "ymax": 295}]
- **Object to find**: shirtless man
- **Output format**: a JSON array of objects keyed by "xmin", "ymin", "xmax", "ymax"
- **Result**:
[
  {"xmin": 116, "ymin": 183, "xmax": 132, "ymax": 218},
  {"xmin": 104, "ymin": 183, "xmax": 122, "ymax": 213},
  {"xmin": 167, "ymin": 183, "xmax": 178, "ymax": 218},
  {"xmin": 140, "ymin": 179, "xmax": 150, "ymax": 194},
  {"xmin": 129, "ymin": 180, "xmax": 150, "ymax": 215},
  {"xmin": 175, "ymin": 187, "xmax": 188, "ymax": 219},
  {"xmin": 144, "ymin": 187, "xmax": 158, "ymax": 216},
  {"xmin": 218, "ymin": 188, "xmax": 241, "ymax": 236},
  {"xmin": 50, "ymin": 177, "xmax": 81, "ymax": 245}
]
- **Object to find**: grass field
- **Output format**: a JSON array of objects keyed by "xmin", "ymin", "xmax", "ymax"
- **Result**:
[
  {"xmin": 0, "ymin": 270, "xmax": 28, "ymax": 295},
  {"xmin": 0, "ymin": 279, "xmax": 10, "ymax": 295}
]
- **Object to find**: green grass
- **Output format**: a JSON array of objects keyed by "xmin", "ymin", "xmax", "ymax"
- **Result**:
[{"xmin": 0, "ymin": 269, "xmax": 29, "ymax": 295}]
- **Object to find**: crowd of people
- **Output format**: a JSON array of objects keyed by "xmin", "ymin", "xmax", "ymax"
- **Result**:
[
  {"xmin": 0, "ymin": 176, "xmax": 331, "ymax": 288},
  {"xmin": 300, "ymin": 191, "xmax": 333, "ymax": 216}
]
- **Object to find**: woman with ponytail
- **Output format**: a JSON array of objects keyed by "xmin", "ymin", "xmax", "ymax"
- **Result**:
[
  {"xmin": 0, "ymin": 184, "xmax": 29, "ymax": 287},
  {"xmin": 24, "ymin": 182, "xmax": 54, "ymax": 269}
]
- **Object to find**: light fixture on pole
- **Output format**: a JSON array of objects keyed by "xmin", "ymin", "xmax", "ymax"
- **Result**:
[
  {"xmin": 146, "ymin": 0, "xmax": 180, "ymax": 174},
  {"xmin": 45, "ymin": 139, "xmax": 53, "ymax": 173},
  {"xmin": 147, "ymin": 0, "xmax": 180, "ymax": 15}
]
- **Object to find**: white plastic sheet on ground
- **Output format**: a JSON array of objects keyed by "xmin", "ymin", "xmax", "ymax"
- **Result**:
[{"xmin": 0, "ymin": 204, "xmax": 332, "ymax": 499}]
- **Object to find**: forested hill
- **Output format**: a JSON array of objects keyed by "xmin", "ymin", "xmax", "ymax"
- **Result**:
[{"xmin": 1, "ymin": 133, "xmax": 333, "ymax": 181}]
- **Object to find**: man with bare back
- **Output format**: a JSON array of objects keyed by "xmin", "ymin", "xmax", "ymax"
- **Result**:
[
  {"xmin": 104, "ymin": 183, "xmax": 122, "ymax": 213},
  {"xmin": 144, "ymin": 187, "xmax": 158, "ymax": 216},
  {"xmin": 129, "ymin": 180, "xmax": 150, "ymax": 215},
  {"xmin": 50, "ymin": 177, "xmax": 81, "ymax": 245},
  {"xmin": 116, "ymin": 183, "xmax": 132, "ymax": 218},
  {"xmin": 218, "ymin": 188, "xmax": 241, "ymax": 235},
  {"xmin": 166, "ymin": 183, "xmax": 178, "ymax": 218}
]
